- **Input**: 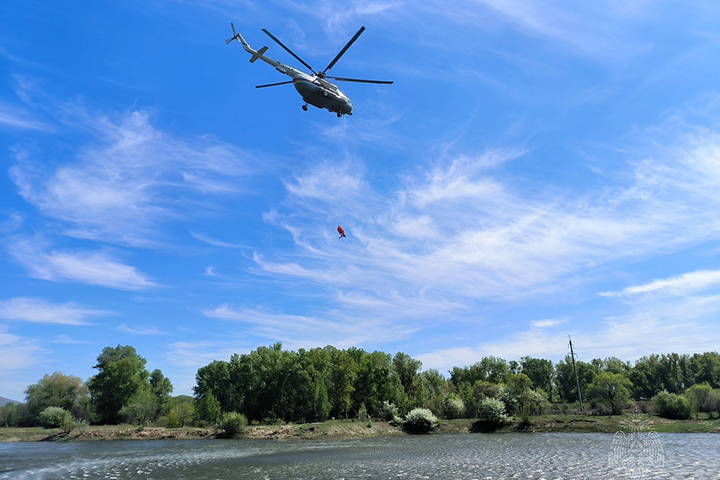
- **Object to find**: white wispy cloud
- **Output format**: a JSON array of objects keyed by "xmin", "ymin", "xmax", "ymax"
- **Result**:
[
  {"xmin": 10, "ymin": 108, "xmax": 254, "ymax": 247},
  {"xmin": 118, "ymin": 324, "xmax": 162, "ymax": 335},
  {"xmin": 600, "ymin": 269, "xmax": 720, "ymax": 297},
  {"xmin": 531, "ymin": 318, "xmax": 566, "ymax": 328},
  {"xmin": 51, "ymin": 335, "xmax": 90, "ymax": 344},
  {"xmin": 0, "ymin": 297, "xmax": 111, "ymax": 325},
  {"xmin": 9, "ymin": 236, "xmax": 156, "ymax": 290},
  {"xmin": 0, "ymin": 103, "xmax": 52, "ymax": 131},
  {"xmin": 190, "ymin": 231, "xmax": 249, "ymax": 249}
]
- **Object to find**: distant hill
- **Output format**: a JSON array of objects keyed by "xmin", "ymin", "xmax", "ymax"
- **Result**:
[{"xmin": 0, "ymin": 396, "xmax": 22, "ymax": 407}]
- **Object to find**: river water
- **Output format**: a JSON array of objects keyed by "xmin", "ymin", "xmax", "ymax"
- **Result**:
[{"xmin": 1, "ymin": 433, "xmax": 718, "ymax": 479}]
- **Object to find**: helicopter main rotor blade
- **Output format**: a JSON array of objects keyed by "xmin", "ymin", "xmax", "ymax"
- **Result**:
[
  {"xmin": 321, "ymin": 26, "xmax": 365, "ymax": 76},
  {"xmin": 327, "ymin": 76, "xmax": 393, "ymax": 84},
  {"xmin": 255, "ymin": 80, "xmax": 294, "ymax": 88},
  {"xmin": 261, "ymin": 29, "xmax": 317, "ymax": 74}
]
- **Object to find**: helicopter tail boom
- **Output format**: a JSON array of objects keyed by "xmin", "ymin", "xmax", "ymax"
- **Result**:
[{"xmin": 226, "ymin": 23, "xmax": 260, "ymax": 57}]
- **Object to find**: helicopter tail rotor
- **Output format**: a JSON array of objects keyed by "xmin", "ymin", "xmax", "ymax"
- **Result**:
[{"xmin": 225, "ymin": 23, "xmax": 240, "ymax": 44}]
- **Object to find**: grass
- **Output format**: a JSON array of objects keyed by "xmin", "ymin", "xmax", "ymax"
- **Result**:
[{"xmin": 494, "ymin": 412, "xmax": 720, "ymax": 434}]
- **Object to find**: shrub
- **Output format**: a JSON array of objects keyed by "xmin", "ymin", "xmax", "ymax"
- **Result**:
[
  {"xmin": 379, "ymin": 401, "xmax": 399, "ymax": 421},
  {"xmin": 220, "ymin": 412, "xmax": 248, "ymax": 436},
  {"xmin": 477, "ymin": 398, "xmax": 510, "ymax": 425},
  {"xmin": 443, "ymin": 396, "xmax": 466, "ymax": 419},
  {"xmin": 652, "ymin": 390, "xmax": 691, "ymax": 419},
  {"xmin": 390, "ymin": 415, "xmax": 404, "ymax": 426},
  {"xmin": 403, "ymin": 408, "xmax": 438, "ymax": 434},
  {"xmin": 685, "ymin": 383, "xmax": 712, "ymax": 419},
  {"xmin": 356, "ymin": 403, "xmax": 369, "ymax": 422},
  {"xmin": 39, "ymin": 406, "xmax": 72, "ymax": 429}
]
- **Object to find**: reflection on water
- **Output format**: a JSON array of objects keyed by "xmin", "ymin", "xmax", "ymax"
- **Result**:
[{"xmin": 1, "ymin": 433, "xmax": 718, "ymax": 479}]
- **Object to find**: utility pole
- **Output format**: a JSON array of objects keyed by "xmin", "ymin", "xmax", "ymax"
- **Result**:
[{"xmin": 569, "ymin": 336, "xmax": 583, "ymax": 411}]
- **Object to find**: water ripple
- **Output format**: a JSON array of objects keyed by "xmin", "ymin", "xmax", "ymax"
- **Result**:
[{"xmin": 1, "ymin": 433, "xmax": 718, "ymax": 479}]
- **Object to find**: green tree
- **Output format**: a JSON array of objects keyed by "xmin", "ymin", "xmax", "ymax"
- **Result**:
[
  {"xmin": 350, "ymin": 349, "xmax": 401, "ymax": 416},
  {"xmin": 710, "ymin": 389, "xmax": 720, "ymax": 417},
  {"xmin": 87, "ymin": 345, "xmax": 151, "ymax": 424},
  {"xmin": 629, "ymin": 354, "xmax": 664, "ymax": 399},
  {"xmin": 503, "ymin": 373, "xmax": 534, "ymax": 414},
  {"xmin": 392, "ymin": 352, "xmax": 422, "ymax": 405},
  {"xmin": 410, "ymin": 369, "xmax": 447, "ymax": 414},
  {"xmin": 450, "ymin": 356, "xmax": 510, "ymax": 386},
  {"xmin": 25, "ymin": 372, "xmax": 91, "ymax": 423},
  {"xmin": 120, "ymin": 390, "xmax": 157, "ymax": 425},
  {"xmin": 592, "ymin": 357, "xmax": 632, "ymax": 375},
  {"xmin": 167, "ymin": 396, "xmax": 196, "ymax": 427},
  {"xmin": 0, "ymin": 403, "xmax": 19, "ymax": 427},
  {"xmin": 689, "ymin": 352, "xmax": 720, "ymax": 388},
  {"xmin": 195, "ymin": 389, "xmax": 221, "ymax": 425},
  {"xmin": 194, "ymin": 360, "xmax": 234, "ymax": 413},
  {"xmin": 554, "ymin": 356, "xmax": 598, "ymax": 404},
  {"xmin": 149, "ymin": 369, "xmax": 173, "ymax": 417},
  {"xmin": 473, "ymin": 380, "xmax": 503, "ymax": 400},
  {"xmin": 684, "ymin": 383, "xmax": 712, "ymax": 419},
  {"xmin": 586, "ymin": 372, "xmax": 632, "ymax": 415},
  {"xmin": 326, "ymin": 347, "xmax": 356, "ymax": 418},
  {"xmin": 525, "ymin": 389, "xmax": 549, "ymax": 416},
  {"xmin": 519, "ymin": 357, "xmax": 555, "ymax": 400},
  {"xmin": 0, "ymin": 403, "xmax": 32, "ymax": 427}
]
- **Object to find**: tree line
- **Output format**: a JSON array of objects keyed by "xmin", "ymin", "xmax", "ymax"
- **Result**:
[{"xmin": 2, "ymin": 343, "xmax": 720, "ymax": 429}]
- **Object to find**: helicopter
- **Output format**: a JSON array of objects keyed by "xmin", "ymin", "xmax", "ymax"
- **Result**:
[{"xmin": 225, "ymin": 24, "xmax": 393, "ymax": 117}]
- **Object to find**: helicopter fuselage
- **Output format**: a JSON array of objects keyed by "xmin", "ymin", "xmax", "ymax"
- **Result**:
[{"xmin": 292, "ymin": 75, "xmax": 353, "ymax": 116}]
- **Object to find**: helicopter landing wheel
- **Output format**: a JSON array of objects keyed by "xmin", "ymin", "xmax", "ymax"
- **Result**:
[
  {"xmin": 302, "ymin": 104, "xmax": 308, "ymax": 111},
  {"xmin": 337, "ymin": 112, "xmax": 342, "ymax": 118}
]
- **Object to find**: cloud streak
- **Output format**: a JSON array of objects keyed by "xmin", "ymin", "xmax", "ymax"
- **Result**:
[
  {"xmin": 0, "ymin": 103, "xmax": 52, "ymax": 131},
  {"xmin": 9, "ymin": 237, "xmax": 156, "ymax": 290},
  {"xmin": 0, "ymin": 297, "xmax": 111, "ymax": 325},
  {"xmin": 118, "ymin": 324, "xmax": 162, "ymax": 335},
  {"xmin": 600, "ymin": 269, "xmax": 720, "ymax": 297}
]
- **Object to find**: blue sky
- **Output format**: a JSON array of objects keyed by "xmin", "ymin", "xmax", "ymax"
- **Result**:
[{"xmin": 2, "ymin": 1, "xmax": 720, "ymax": 401}]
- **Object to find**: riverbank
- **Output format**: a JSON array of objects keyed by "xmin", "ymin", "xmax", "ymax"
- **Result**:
[{"xmin": 2, "ymin": 414, "xmax": 719, "ymax": 442}]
